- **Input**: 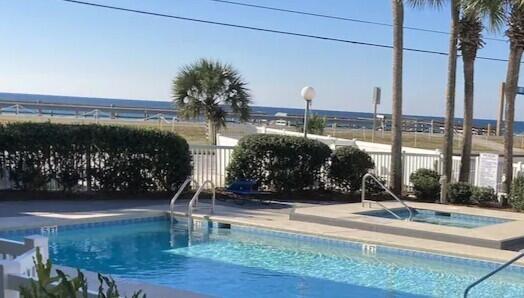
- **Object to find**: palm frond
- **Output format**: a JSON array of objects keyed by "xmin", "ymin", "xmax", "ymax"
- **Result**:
[{"xmin": 407, "ymin": 0, "xmax": 445, "ymax": 9}]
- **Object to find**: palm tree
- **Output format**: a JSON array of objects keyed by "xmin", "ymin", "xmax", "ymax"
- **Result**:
[
  {"xmin": 409, "ymin": 1, "xmax": 457, "ymax": 192},
  {"xmin": 501, "ymin": 2, "xmax": 524, "ymax": 195},
  {"xmin": 443, "ymin": 0, "xmax": 461, "ymax": 186},
  {"xmin": 458, "ymin": 9, "xmax": 485, "ymax": 182},
  {"xmin": 390, "ymin": 0, "xmax": 404, "ymax": 195},
  {"xmin": 172, "ymin": 59, "xmax": 251, "ymax": 144},
  {"xmin": 389, "ymin": 0, "xmax": 443, "ymax": 195}
]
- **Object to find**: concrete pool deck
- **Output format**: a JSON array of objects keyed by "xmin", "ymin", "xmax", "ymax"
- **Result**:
[
  {"xmin": 290, "ymin": 202, "xmax": 524, "ymax": 250},
  {"xmin": 2, "ymin": 199, "xmax": 524, "ymax": 270}
]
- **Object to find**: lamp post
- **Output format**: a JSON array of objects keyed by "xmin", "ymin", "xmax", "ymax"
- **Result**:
[{"xmin": 301, "ymin": 86, "xmax": 316, "ymax": 138}]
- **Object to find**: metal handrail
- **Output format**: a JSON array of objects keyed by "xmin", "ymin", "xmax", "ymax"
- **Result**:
[
  {"xmin": 187, "ymin": 180, "xmax": 215, "ymax": 232},
  {"xmin": 361, "ymin": 173, "xmax": 414, "ymax": 221},
  {"xmin": 464, "ymin": 251, "xmax": 524, "ymax": 297},
  {"xmin": 170, "ymin": 177, "xmax": 199, "ymax": 221}
]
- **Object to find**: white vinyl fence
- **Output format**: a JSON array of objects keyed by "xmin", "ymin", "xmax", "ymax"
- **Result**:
[
  {"xmin": 2, "ymin": 144, "xmax": 524, "ymax": 191},
  {"xmin": 190, "ymin": 145, "xmax": 235, "ymax": 189},
  {"xmin": 190, "ymin": 146, "xmax": 524, "ymax": 192}
]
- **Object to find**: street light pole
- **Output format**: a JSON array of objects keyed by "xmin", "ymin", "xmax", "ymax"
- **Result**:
[
  {"xmin": 303, "ymin": 99, "xmax": 310, "ymax": 138},
  {"xmin": 301, "ymin": 86, "xmax": 316, "ymax": 138}
]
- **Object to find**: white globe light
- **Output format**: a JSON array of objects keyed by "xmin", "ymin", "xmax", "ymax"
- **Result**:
[{"xmin": 301, "ymin": 86, "xmax": 316, "ymax": 101}]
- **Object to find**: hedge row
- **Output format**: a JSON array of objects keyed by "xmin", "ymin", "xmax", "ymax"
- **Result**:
[
  {"xmin": 0, "ymin": 123, "xmax": 191, "ymax": 192},
  {"xmin": 226, "ymin": 134, "xmax": 374, "ymax": 192}
]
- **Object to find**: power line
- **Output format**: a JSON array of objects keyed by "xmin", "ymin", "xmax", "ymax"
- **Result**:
[
  {"xmin": 61, "ymin": 0, "xmax": 511, "ymax": 63},
  {"xmin": 208, "ymin": 0, "xmax": 506, "ymax": 42}
]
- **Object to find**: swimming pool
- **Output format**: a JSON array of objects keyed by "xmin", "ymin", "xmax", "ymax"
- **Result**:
[
  {"xmin": 2, "ymin": 216, "xmax": 524, "ymax": 297},
  {"xmin": 358, "ymin": 208, "xmax": 511, "ymax": 228}
]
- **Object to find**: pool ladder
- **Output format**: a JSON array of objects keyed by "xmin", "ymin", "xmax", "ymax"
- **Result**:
[
  {"xmin": 463, "ymin": 251, "xmax": 524, "ymax": 297},
  {"xmin": 361, "ymin": 173, "xmax": 414, "ymax": 221},
  {"xmin": 187, "ymin": 180, "xmax": 215, "ymax": 233},
  {"xmin": 169, "ymin": 177, "xmax": 199, "ymax": 224}
]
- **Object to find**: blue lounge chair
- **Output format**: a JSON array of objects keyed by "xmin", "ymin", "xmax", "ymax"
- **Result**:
[{"xmin": 225, "ymin": 179, "xmax": 271, "ymax": 204}]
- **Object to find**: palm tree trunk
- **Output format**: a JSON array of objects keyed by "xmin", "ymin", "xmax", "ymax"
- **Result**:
[
  {"xmin": 442, "ymin": 0, "xmax": 459, "ymax": 185},
  {"xmin": 503, "ymin": 45, "xmax": 523, "ymax": 196},
  {"xmin": 208, "ymin": 119, "xmax": 217, "ymax": 145},
  {"xmin": 390, "ymin": 0, "xmax": 404, "ymax": 195},
  {"xmin": 459, "ymin": 57, "xmax": 475, "ymax": 182}
]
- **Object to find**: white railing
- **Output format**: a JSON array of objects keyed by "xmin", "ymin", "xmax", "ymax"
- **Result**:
[
  {"xmin": 1, "ymin": 235, "xmax": 48, "ymax": 298},
  {"xmin": 0, "ymin": 235, "xmax": 100, "ymax": 298}
]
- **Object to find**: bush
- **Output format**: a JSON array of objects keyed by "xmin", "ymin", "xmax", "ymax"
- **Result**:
[
  {"xmin": 364, "ymin": 176, "xmax": 388, "ymax": 196},
  {"xmin": 448, "ymin": 182, "xmax": 472, "ymax": 204},
  {"xmin": 409, "ymin": 169, "xmax": 440, "ymax": 200},
  {"xmin": 0, "ymin": 123, "xmax": 191, "ymax": 193},
  {"xmin": 510, "ymin": 176, "xmax": 524, "ymax": 211},
  {"xmin": 471, "ymin": 186, "xmax": 497, "ymax": 204},
  {"xmin": 226, "ymin": 134, "xmax": 331, "ymax": 191},
  {"xmin": 328, "ymin": 146, "xmax": 374, "ymax": 192}
]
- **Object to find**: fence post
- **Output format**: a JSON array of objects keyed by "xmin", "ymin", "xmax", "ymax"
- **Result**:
[
  {"xmin": 435, "ymin": 149, "xmax": 442, "ymax": 174},
  {"xmin": 401, "ymin": 151, "xmax": 406, "ymax": 192},
  {"xmin": 23, "ymin": 236, "xmax": 48, "ymax": 263},
  {"xmin": 440, "ymin": 175, "xmax": 448, "ymax": 204}
]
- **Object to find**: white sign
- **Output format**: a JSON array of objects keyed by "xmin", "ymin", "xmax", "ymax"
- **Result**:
[{"xmin": 478, "ymin": 153, "xmax": 499, "ymax": 190}]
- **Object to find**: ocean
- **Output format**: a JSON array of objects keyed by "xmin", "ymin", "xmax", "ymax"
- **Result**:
[{"xmin": 0, "ymin": 92, "xmax": 522, "ymax": 134}]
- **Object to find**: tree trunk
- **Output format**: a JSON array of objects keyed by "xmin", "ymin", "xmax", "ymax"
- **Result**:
[
  {"xmin": 442, "ymin": 0, "xmax": 459, "ymax": 185},
  {"xmin": 390, "ymin": 0, "xmax": 404, "ymax": 195},
  {"xmin": 503, "ymin": 45, "xmax": 523, "ymax": 196},
  {"xmin": 459, "ymin": 56, "xmax": 475, "ymax": 182},
  {"xmin": 208, "ymin": 119, "xmax": 217, "ymax": 145}
]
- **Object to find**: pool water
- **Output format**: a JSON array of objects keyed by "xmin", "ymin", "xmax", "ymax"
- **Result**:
[
  {"xmin": 358, "ymin": 209, "xmax": 511, "ymax": 228},
  {"xmin": 3, "ymin": 217, "xmax": 524, "ymax": 298}
]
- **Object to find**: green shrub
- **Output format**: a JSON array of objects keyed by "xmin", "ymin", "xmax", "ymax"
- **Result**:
[
  {"xmin": 471, "ymin": 186, "xmax": 497, "ymax": 204},
  {"xmin": 409, "ymin": 169, "xmax": 440, "ymax": 200},
  {"xmin": 364, "ymin": 176, "xmax": 388, "ymax": 196},
  {"xmin": 226, "ymin": 134, "xmax": 331, "ymax": 191},
  {"xmin": 0, "ymin": 122, "xmax": 191, "ymax": 193},
  {"xmin": 328, "ymin": 146, "xmax": 374, "ymax": 192},
  {"xmin": 448, "ymin": 182, "xmax": 472, "ymax": 204},
  {"xmin": 510, "ymin": 176, "xmax": 524, "ymax": 211}
]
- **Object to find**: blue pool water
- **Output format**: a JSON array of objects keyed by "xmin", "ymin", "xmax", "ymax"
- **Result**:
[
  {"xmin": 358, "ymin": 209, "xmax": 511, "ymax": 228},
  {"xmin": 3, "ymin": 217, "xmax": 524, "ymax": 298}
]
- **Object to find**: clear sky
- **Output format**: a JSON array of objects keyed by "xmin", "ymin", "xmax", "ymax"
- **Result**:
[{"xmin": 0, "ymin": 0, "xmax": 520, "ymax": 120}]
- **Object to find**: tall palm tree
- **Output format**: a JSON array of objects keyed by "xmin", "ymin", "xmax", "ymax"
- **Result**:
[
  {"xmin": 443, "ymin": 0, "xmax": 461, "ymax": 186},
  {"xmin": 502, "ymin": 2, "xmax": 524, "ymax": 195},
  {"xmin": 389, "ymin": 0, "xmax": 444, "ymax": 195},
  {"xmin": 456, "ymin": 7, "xmax": 487, "ymax": 182},
  {"xmin": 409, "ymin": 0, "xmax": 456, "ymax": 191},
  {"xmin": 172, "ymin": 59, "xmax": 251, "ymax": 144},
  {"xmin": 390, "ymin": 0, "xmax": 404, "ymax": 195}
]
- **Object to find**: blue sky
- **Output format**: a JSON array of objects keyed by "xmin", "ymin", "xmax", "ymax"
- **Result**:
[{"xmin": 0, "ymin": 0, "xmax": 519, "ymax": 120}]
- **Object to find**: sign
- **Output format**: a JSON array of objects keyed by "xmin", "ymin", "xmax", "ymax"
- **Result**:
[
  {"xmin": 373, "ymin": 87, "xmax": 381, "ymax": 105},
  {"xmin": 478, "ymin": 153, "xmax": 499, "ymax": 190},
  {"xmin": 517, "ymin": 86, "xmax": 524, "ymax": 95}
]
